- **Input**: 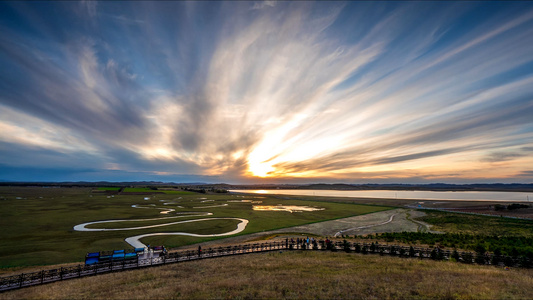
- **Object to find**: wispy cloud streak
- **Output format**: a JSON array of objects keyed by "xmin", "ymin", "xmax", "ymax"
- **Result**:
[{"xmin": 0, "ymin": 1, "xmax": 532, "ymax": 183}]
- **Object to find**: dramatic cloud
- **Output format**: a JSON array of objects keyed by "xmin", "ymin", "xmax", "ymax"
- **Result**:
[{"xmin": 0, "ymin": 1, "xmax": 532, "ymax": 183}]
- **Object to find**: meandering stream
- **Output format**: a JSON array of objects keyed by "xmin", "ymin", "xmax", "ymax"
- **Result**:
[{"xmin": 73, "ymin": 199, "xmax": 249, "ymax": 248}]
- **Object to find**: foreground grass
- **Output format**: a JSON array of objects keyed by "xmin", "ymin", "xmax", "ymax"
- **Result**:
[{"xmin": 2, "ymin": 251, "xmax": 532, "ymax": 299}]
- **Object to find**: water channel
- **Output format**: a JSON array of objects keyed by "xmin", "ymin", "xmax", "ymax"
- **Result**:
[{"xmin": 230, "ymin": 189, "xmax": 533, "ymax": 202}]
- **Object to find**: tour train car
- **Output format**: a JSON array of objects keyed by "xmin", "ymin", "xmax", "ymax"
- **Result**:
[
  {"xmin": 85, "ymin": 252, "xmax": 100, "ymax": 265},
  {"xmin": 85, "ymin": 246, "xmax": 165, "ymax": 265}
]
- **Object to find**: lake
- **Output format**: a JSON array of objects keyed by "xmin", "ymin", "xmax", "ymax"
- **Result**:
[{"xmin": 229, "ymin": 189, "xmax": 533, "ymax": 202}]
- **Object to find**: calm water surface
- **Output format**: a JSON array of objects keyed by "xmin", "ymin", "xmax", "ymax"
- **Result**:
[{"xmin": 230, "ymin": 189, "xmax": 533, "ymax": 202}]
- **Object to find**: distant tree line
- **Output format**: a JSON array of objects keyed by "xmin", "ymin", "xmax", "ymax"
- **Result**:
[
  {"xmin": 344, "ymin": 232, "xmax": 533, "ymax": 258},
  {"xmin": 494, "ymin": 203, "xmax": 530, "ymax": 211},
  {"xmin": 182, "ymin": 186, "xmax": 229, "ymax": 193},
  {"xmin": 321, "ymin": 239, "xmax": 533, "ymax": 268}
]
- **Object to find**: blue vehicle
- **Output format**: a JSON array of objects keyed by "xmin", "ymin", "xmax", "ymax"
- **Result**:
[{"xmin": 84, "ymin": 246, "xmax": 166, "ymax": 265}]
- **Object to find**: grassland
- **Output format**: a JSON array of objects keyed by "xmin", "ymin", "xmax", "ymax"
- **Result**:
[
  {"xmin": 96, "ymin": 187, "xmax": 120, "ymax": 191},
  {"xmin": 340, "ymin": 209, "xmax": 533, "ymax": 259},
  {"xmin": 0, "ymin": 187, "xmax": 390, "ymax": 268},
  {"xmin": 2, "ymin": 251, "xmax": 532, "ymax": 299},
  {"xmin": 417, "ymin": 210, "xmax": 533, "ymax": 236},
  {"xmin": 2, "ymin": 188, "xmax": 533, "ymax": 299},
  {"xmin": 120, "ymin": 187, "xmax": 196, "ymax": 194}
]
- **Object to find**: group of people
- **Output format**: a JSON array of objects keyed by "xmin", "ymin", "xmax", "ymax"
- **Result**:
[{"xmin": 285, "ymin": 237, "xmax": 318, "ymax": 249}]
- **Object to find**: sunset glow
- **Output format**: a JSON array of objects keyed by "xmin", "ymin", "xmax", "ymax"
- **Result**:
[{"xmin": 1, "ymin": 1, "xmax": 532, "ymax": 183}]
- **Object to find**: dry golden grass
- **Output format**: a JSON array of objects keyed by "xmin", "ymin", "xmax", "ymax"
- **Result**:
[{"xmin": 2, "ymin": 251, "xmax": 532, "ymax": 299}]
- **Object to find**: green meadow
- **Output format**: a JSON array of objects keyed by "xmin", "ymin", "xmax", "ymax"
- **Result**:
[
  {"xmin": 96, "ymin": 187, "xmax": 121, "ymax": 191},
  {"xmin": 0, "ymin": 187, "xmax": 390, "ymax": 268},
  {"xmin": 121, "ymin": 187, "xmax": 196, "ymax": 194}
]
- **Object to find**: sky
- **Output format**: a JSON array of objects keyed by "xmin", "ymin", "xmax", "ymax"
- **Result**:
[{"xmin": 1, "ymin": 1, "xmax": 533, "ymax": 184}]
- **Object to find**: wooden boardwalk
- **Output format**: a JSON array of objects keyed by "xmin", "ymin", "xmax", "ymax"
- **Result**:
[{"xmin": 1, "ymin": 240, "xmax": 530, "ymax": 292}]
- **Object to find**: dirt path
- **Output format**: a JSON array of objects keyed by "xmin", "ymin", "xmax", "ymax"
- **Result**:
[
  {"xmin": 174, "ymin": 209, "xmax": 437, "ymax": 250},
  {"xmin": 276, "ymin": 208, "xmax": 436, "ymax": 236},
  {"xmin": 334, "ymin": 212, "xmax": 398, "ymax": 237}
]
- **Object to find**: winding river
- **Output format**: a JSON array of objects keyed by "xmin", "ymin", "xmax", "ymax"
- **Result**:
[{"xmin": 73, "ymin": 201, "xmax": 249, "ymax": 248}]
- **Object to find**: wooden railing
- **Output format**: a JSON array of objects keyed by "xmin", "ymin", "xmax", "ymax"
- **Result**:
[
  {"xmin": 1, "ymin": 240, "xmax": 530, "ymax": 292},
  {"xmin": 0, "ymin": 241, "xmax": 287, "ymax": 292}
]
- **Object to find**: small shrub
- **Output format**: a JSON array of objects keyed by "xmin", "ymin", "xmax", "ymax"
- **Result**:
[
  {"xmin": 409, "ymin": 246, "xmax": 415, "ymax": 258},
  {"xmin": 430, "ymin": 248, "xmax": 438, "ymax": 260},
  {"xmin": 504, "ymin": 256, "xmax": 515, "ymax": 267},
  {"xmin": 399, "ymin": 248, "xmax": 406, "ymax": 257},
  {"xmin": 452, "ymin": 250, "xmax": 460, "ymax": 261},
  {"xmin": 462, "ymin": 252, "xmax": 473, "ymax": 264},
  {"xmin": 343, "ymin": 240, "xmax": 351, "ymax": 253}
]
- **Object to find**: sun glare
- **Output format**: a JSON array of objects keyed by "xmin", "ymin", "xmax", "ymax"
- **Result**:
[{"xmin": 248, "ymin": 160, "xmax": 275, "ymax": 177}]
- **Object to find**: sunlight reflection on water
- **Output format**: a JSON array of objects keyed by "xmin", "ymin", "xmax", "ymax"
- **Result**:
[
  {"xmin": 227, "ymin": 200, "xmax": 253, "ymax": 202},
  {"xmin": 232, "ymin": 190, "xmax": 533, "ymax": 202},
  {"xmin": 253, "ymin": 205, "xmax": 325, "ymax": 213}
]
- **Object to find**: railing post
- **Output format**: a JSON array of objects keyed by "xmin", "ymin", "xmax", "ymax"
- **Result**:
[
  {"xmin": 19, "ymin": 273, "xmax": 24, "ymax": 288},
  {"xmin": 60, "ymin": 268, "xmax": 63, "ymax": 280},
  {"xmin": 78, "ymin": 265, "xmax": 81, "ymax": 277}
]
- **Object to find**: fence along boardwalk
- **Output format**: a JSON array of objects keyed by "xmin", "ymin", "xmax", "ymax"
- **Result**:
[
  {"xmin": 0, "ymin": 241, "xmax": 286, "ymax": 292},
  {"xmin": 1, "ymin": 240, "xmax": 531, "ymax": 292}
]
